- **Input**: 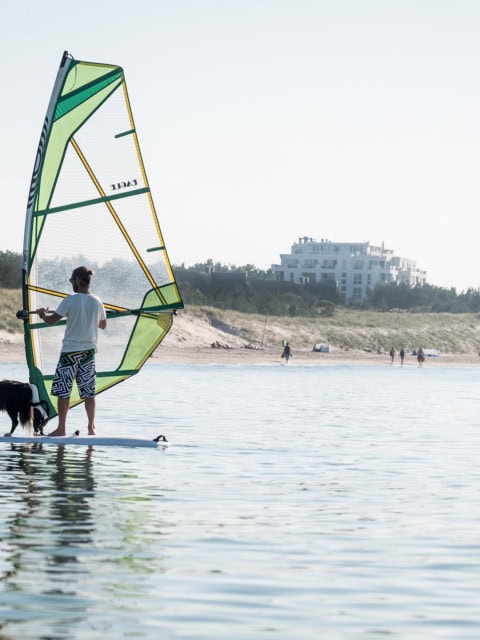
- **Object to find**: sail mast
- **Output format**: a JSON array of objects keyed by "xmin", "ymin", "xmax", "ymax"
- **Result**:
[
  {"xmin": 23, "ymin": 51, "xmax": 71, "ymax": 280},
  {"xmin": 22, "ymin": 52, "xmax": 72, "ymax": 418}
]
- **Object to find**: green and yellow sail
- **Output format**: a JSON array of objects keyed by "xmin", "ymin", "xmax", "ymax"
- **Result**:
[{"xmin": 22, "ymin": 51, "xmax": 183, "ymax": 421}]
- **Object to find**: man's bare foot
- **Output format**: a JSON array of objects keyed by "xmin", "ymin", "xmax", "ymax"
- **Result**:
[
  {"xmin": 47, "ymin": 428, "xmax": 66, "ymax": 437},
  {"xmin": 88, "ymin": 427, "xmax": 96, "ymax": 436}
]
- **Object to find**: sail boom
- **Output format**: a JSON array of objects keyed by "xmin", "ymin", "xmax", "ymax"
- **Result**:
[{"xmin": 105, "ymin": 303, "xmax": 183, "ymax": 317}]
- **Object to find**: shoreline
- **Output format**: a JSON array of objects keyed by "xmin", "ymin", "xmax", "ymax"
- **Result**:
[
  {"xmin": 1, "ymin": 337, "xmax": 479, "ymax": 368},
  {"xmin": 152, "ymin": 345, "xmax": 480, "ymax": 367}
]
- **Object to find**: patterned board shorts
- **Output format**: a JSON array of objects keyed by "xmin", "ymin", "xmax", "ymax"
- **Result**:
[{"xmin": 51, "ymin": 349, "xmax": 96, "ymax": 399}]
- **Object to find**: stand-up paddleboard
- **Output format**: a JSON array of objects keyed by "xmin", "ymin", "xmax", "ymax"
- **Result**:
[{"xmin": 0, "ymin": 433, "xmax": 169, "ymax": 448}]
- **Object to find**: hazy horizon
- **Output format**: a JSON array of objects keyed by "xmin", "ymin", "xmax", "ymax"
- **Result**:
[{"xmin": 2, "ymin": 1, "xmax": 480, "ymax": 291}]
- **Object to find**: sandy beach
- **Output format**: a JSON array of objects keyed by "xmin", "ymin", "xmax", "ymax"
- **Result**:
[{"xmin": 2, "ymin": 314, "xmax": 480, "ymax": 368}]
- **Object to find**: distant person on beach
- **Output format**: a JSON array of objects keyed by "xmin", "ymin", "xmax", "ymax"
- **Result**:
[
  {"xmin": 281, "ymin": 342, "xmax": 292, "ymax": 364},
  {"xmin": 417, "ymin": 347, "xmax": 425, "ymax": 367},
  {"xmin": 399, "ymin": 347, "xmax": 405, "ymax": 366},
  {"xmin": 389, "ymin": 347, "xmax": 395, "ymax": 364},
  {"xmin": 36, "ymin": 266, "xmax": 107, "ymax": 436}
]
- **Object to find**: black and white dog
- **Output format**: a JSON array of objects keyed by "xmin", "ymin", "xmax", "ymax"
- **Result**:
[{"xmin": 0, "ymin": 380, "xmax": 49, "ymax": 436}]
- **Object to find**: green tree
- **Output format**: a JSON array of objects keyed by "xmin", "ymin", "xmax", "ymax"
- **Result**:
[{"xmin": 0, "ymin": 251, "xmax": 22, "ymax": 288}]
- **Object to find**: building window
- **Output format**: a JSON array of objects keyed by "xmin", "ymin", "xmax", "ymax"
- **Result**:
[
  {"xmin": 353, "ymin": 274, "xmax": 362, "ymax": 285},
  {"xmin": 322, "ymin": 259, "xmax": 337, "ymax": 269}
]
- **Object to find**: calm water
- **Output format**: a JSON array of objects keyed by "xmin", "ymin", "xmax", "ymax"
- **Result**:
[{"xmin": 1, "ymin": 359, "xmax": 480, "ymax": 639}]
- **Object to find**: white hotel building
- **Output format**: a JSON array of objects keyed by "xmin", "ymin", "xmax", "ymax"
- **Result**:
[{"xmin": 272, "ymin": 237, "xmax": 427, "ymax": 302}]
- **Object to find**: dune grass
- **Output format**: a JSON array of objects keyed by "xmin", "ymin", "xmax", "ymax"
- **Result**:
[
  {"xmin": 2, "ymin": 289, "xmax": 480, "ymax": 354},
  {"xmin": 198, "ymin": 306, "xmax": 480, "ymax": 354},
  {"xmin": 0, "ymin": 288, "xmax": 22, "ymax": 334}
]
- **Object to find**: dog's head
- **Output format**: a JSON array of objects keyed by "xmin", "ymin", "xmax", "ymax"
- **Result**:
[
  {"xmin": 33, "ymin": 406, "xmax": 48, "ymax": 434},
  {"xmin": 29, "ymin": 384, "xmax": 49, "ymax": 435}
]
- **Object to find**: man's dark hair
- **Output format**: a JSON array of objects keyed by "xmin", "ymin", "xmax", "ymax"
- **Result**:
[{"xmin": 73, "ymin": 266, "xmax": 93, "ymax": 285}]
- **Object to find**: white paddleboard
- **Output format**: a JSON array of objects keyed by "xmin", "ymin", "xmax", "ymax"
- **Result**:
[{"xmin": 0, "ymin": 434, "xmax": 169, "ymax": 448}]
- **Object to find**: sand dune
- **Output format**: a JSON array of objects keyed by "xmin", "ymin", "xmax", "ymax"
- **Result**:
[{"xmin": 2, "ymin": 310, "xmax": 479, "ymax": 367}]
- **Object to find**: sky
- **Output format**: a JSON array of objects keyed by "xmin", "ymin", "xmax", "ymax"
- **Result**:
[{"xmin": 1, "ymin": 0, "xmax": 480, "ymax": 291}]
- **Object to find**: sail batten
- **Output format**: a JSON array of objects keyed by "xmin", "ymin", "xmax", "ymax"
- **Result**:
[
  {"xmin": 115, "ymin": 129, "xmax": 135, "ymax": 138},
  {"xmin": 34, "ymin": 187, "xmax": 151, "ymax": 216},
  {"xmin": 22, "ymin": 51, "xmax": 183, "ymax": 425}
]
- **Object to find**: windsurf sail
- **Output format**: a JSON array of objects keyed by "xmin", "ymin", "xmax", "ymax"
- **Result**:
[{"xmin": 21, "ymin": 51, "xmax": 183, "ymax": 423}]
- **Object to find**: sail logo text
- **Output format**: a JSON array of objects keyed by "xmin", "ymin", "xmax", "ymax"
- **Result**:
[
  {"xmin": 111, "ymin": 179, "xmax": 138, "ymax": 191},
  {"xmin": 28, "ymin": 116, "xmax": 49, "ymax": 208}
]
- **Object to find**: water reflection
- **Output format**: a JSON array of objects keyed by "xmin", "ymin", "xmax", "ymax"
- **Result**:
[
  {"xmin": 0, "ymin": 445, "xmax": 97, "ymax": 639},
  {"xmin": 1, "ymin": 445, "xmax": 96, "ymax": 575},
  {"xmin": 0, "ymin": 443, "xmax": 168, "ymax": 639},
  {"xmin": 47, "ymin": 446, "xmax": 95, "ymax": 564}
]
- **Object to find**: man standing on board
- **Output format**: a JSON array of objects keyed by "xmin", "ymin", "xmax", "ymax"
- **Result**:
[{"xmin": 36, "ymin": 266, "xmax": 107, "ymax": 436}]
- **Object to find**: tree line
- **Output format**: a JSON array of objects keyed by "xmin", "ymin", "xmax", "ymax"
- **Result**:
[
  {"xmin": 175, "ymin": 261, "xmax": 480, "ymax": 315},
  {"xmin": 2, "ymin": 250, "xmax": 480, "ymax": 315}
]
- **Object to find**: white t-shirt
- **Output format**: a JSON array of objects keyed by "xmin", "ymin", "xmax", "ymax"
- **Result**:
[{"xmin": 56, "ymin": 293, "xmax": 106, "ymax": 353}]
